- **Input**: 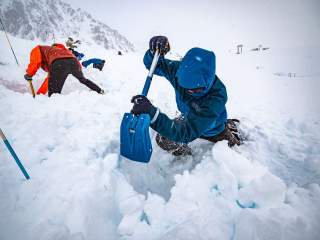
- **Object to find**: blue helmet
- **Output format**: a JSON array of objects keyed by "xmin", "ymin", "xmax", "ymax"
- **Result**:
[{"xmin": 176, "ymin": 47, "xmax": 216, "ymax": 97}]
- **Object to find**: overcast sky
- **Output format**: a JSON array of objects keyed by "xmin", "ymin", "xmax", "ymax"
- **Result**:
[{"xmin": 65, "ymin": 0, "xmax": 320, "ymax": 52}]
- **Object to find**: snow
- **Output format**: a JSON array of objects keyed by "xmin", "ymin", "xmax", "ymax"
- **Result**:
[{"xmin": 1, "ymin": 32, "xmax": 320, "ymax": 240}]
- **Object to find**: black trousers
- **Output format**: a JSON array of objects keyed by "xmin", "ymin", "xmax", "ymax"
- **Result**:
[{"xmin": 48, "ymin": 58, "xmax": 101, "ymax": 97}]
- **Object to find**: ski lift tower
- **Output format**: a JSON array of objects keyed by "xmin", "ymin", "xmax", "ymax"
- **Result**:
[{"xmin": 236, "ymin": 44, "xmax": 243, "ymax": 54}]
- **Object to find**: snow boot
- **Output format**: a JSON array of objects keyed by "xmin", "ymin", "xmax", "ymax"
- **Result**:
[
  {"xmin": 200, "ymin": 119, "xmax": 242, "ymax": 147},
  {"xmin": 226, "ymin": 119, "xmax": 241, "ymax": 142},
  {"xmin": 156, "ymin": 133, "xmax": 192, "ymax": 156}
]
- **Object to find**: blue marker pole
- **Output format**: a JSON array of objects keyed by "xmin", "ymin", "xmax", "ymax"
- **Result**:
[{"xmin": 0, "ymin": 128, "xmax": 30, "ymax": 180}]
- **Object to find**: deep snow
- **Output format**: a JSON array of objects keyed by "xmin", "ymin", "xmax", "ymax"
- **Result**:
[{"xmin": 0, "ymin": 34, "xmax": 320, "ymax": 240}]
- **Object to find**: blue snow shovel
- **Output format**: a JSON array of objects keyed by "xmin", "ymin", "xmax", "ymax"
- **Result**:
[{"xmin": 120, "ymin": 51, "xmax": 160, "ymax": 163}]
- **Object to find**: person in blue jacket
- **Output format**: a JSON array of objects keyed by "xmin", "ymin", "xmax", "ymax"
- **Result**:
[
  {"xmin": 131, "ymin": 36, "xmax": 241, "ymax": 156},
  {"xmin": 66, "ymin": 37, "xmax": 105, "ymax": 71}
]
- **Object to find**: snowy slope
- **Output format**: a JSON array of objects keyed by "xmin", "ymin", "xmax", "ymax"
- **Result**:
[
  {"xmin": 0, "ymin": 32, "xmax": 320, "ymax": 240},
  {"xmin": 0, "ymin": 0, "xmax": 134, "ymax": 52}
]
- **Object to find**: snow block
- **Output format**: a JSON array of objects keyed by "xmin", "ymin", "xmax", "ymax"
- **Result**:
[
  {"xmin": 212, "ymin": 142, "xmax": 267, "ymax": 186},
  {"xmin": 238, "ymin": 172, "xmax": 286, "ymax": 209}
]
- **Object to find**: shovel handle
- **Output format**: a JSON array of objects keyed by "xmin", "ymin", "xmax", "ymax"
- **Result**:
[
  {"xmin": 0, "ymin": 128, "xmax": 30, "ymax": 180},
  {"xmin": 0, "ymin": 128, "xmax": 5, "ymax": 141},
  {"xmin": 28, "ymin": 80, "xmax": 35, "ymax": 98},
  {"xmin": 141, "ymin": 50, "xmax": 160, "ymax": 96}
]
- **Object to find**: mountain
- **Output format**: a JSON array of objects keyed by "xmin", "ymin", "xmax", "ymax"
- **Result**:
[{"xmin": 0, "ymin": 0, "xmax": 134, "ymax": 52}]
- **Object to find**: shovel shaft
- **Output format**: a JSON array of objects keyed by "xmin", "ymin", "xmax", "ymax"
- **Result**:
[
  {"xmin": 141, "ymin": 76, "xmax": 152, "ymax": 96},
  {"xmin": 141, "ymin": 51, "xmax": 160, "ymax": 96},
  {"xmin": 28, "ymin": 80, "xmax": 35, "ymax": 98},
  {"xmin": 0, "ymin": 129, "xmax": 30, "ymax": 180}
]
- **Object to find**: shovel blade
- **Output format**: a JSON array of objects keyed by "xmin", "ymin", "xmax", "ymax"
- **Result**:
[{"xmin": 120, "ymin": 112, "xmax": 152, "ymax": 163}]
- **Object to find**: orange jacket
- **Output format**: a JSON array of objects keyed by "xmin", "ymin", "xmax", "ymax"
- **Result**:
[{"xmin": 26, "ymin": 44, "xmax": 76, "ymax": 76}]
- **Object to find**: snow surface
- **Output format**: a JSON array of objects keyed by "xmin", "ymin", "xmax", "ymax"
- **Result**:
[{"xmin": 0, "ymin": 34, "xmax": 320, "ymax": 240}]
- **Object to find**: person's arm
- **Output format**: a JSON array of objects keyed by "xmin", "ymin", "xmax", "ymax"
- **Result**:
[
  {"xmin": 26, "ymin": 46, "xmax": 42, "ymax": 76},
  {"xmin": 143, "ymin": 50, "xmax": 180, "ymax": 86},
  {"xmin": 71, "ymin": 49, "xmax": 84, "ymax": 60},
  {"xmin": 151, "ymin": 87, "xmax": 228, "ymax": 143}
]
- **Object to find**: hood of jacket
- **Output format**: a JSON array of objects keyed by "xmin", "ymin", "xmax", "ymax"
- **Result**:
[{"xmin": 176, "ymin": 47, "xmax": 216, "ymax": 97}]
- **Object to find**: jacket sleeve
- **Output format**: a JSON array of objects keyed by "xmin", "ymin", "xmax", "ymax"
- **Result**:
[
  {"xmin": 143, "ymin": 50, "xmax": 180, "ymax": 86},
  {"xmin": 71, "ymin": 49, "xmax": 85, "ymax": 60},
  {"xmin": 26, "ymin": 46, "xmax": 42, "ymax": 76},
  {"xmin": 150, "ymin": 86, "xmax": 228, "ymax": 143}
]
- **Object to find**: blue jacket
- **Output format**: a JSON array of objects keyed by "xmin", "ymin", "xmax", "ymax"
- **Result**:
[
  {"xmin": 82, "ymin": 58, "xmax": 105, "ymax": 68},
  {"xmin": 144, "ymin": 48, "xmax": 228, "ymax": 143},
  {"xmin": 69, "ymin": 49, "xmax": 85, "ymax": 60}
]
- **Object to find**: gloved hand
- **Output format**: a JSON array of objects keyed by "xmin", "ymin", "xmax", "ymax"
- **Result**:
[
  {"xmin": 24, "ymin": 74, "xmax": 32, "ymax": 81},
  {"xmin": 99, "ymin": 89, "xmax": 105, "ymax": 94},
  {"xmin": 131, "ymin": 95, "xmax": 157, "ymax": 118},
  {"xmin": 149, "ymin": 36, "xmax": 170, "ymax": 55}
]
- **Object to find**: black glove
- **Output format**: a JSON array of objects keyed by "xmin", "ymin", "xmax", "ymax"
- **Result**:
[
  {"xmin": 149, "ymin": 36, "xmax": 170, "ymax": 55},
  {"xmin": 131, "ymin": 95, "xmax": 157, "ymax": 118},
  {"xmin": 24, "ymin": 74, "xmax": 32, "ymax": 81}
]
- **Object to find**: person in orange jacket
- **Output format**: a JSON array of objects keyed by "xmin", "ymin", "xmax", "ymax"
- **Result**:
[{"xmin": 24, "ymin": 43, "xmax": 105, "ymax": 96}]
